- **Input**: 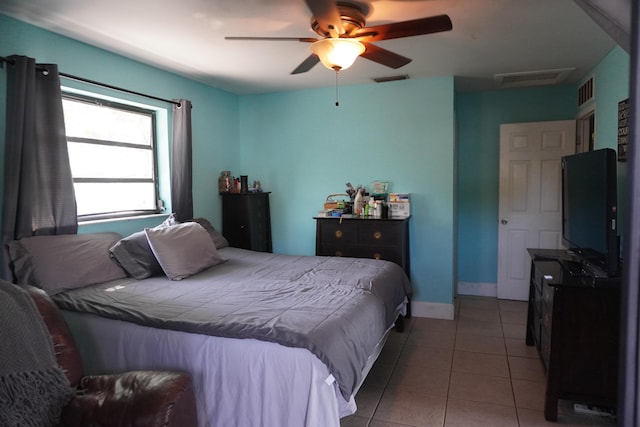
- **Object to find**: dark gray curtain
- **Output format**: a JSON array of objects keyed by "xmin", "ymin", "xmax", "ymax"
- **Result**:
[
  {"xmin": 1, "ymin": 55, "xmax": 77, "ymax": 280},
  {"xmin": 170, "ymin": 99, "xmax": 193, "ymax": 222},
  {"xmin": 620, "ymin": 1, "xmax": 640, "ymax": 425}
]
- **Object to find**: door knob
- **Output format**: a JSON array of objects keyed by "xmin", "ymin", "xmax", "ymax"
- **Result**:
[{"xmin": 501, "ymin": 219, "xmax": 508, "ymax": 224}]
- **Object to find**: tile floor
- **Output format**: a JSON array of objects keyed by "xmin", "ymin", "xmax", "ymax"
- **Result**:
[{"xmin": 340, "ymin": 295, "xmax": 617, "ymax": 427}]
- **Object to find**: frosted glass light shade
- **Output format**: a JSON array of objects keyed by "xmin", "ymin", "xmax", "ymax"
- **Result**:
[{"xmin": 311, "ymin": 38, "xmax": 365, "ymax": 71}]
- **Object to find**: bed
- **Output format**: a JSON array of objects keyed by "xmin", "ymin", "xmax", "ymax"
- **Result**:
[{"xmin": 7, "ymin": 219, "xmax": 411, "ymax": 427}]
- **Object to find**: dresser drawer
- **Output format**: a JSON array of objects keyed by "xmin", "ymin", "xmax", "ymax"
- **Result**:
[
  {"xmin": 318, "ymin": 244, "xmax": 357, "ymax": 258},
  {"xmin": 532, "ymin": 305, "xmax": 542, "ymax": 348},
  {"xmin": 352, "ymin": 246, "xmax": 403, "ymax": 263},
  {"xmin": 315, "ymin": 217, "xmax": 410, "ymax": 277},
  {"xmin": 540, "ymin": 328, "xmax": 551, "ymax": 370},
  {"xmin": 533, "ymin": 264, "xmax": 545, "ymax": 296},
  {"xmin": 317, "ymin": 221, "xmax": 357, "ymax": 245},
  {"xmin": 358, "ymin": 222, "xmax": 402, "ymax": 247}
]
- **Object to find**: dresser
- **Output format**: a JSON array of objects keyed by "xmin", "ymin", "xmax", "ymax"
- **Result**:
[
  {"xmin": 314, "ymin": 216, "xmax": 411, "ymax": 315},
  {"xmin": 221, "ymin": 193, "xmax": 272, "ymax": 252},
  {"xmin": 526, "ymin": 249, "xmax": 620, "ymax": 421}
]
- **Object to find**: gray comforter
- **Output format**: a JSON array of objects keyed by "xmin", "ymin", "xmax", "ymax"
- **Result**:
[{"xmin": 52, "ymin": 247, "xmax": 412, "ymax": 399}]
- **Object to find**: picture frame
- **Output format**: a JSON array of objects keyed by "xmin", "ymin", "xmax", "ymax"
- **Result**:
[{"xmin": 618, "ymin": 98, "xmax": 629, "ymax": 162}]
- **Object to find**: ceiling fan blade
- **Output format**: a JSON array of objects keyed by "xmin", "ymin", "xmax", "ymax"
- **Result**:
[
  {"xmin": 355, "ymin": 15, "xmax": 452, "ymax": 42},
  {"xmin": 305, "ymin": 0, "xmax": 344, "ymax": 36},
  {"xmin": 291, "ymin": 54, "xmax": 320, "ymax": 74},
  {"xmin": 361, "ymin": 42, "xmax": 411, "ymax": 69},
  {"xmin": 225, "ymin": 36, "xmax": 317, "ymax": 43}
]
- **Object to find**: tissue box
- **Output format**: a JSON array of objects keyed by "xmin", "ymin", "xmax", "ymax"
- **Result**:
[
  {"xmin": 389, "ymin": 193, "xmax": 410, "ymax": 202},
  {"xmin": 389, "ymin": 201, "xmax": 411, "ymax": 218}
]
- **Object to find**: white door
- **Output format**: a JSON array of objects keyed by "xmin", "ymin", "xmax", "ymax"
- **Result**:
[{"xmin": 497, "ymin": 121, "xmax": 576, "ymax": 300}]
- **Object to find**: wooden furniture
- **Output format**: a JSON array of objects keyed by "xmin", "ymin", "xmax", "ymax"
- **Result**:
[
  {"xmin": 221, "ymin": 192, "xmax": 272, "ymax": 252},
  {"xmin": 314, "ymin": 216, "xmax": 411, "ymax": 316},
  {"xmin": 314, "ymin": 217, "xmax": 410, "ymax": 275},
  {"xmin": 526, "ymin": 249, "xmax": 620, "ymax": 421}
]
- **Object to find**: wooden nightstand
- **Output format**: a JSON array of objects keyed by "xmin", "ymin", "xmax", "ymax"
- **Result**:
[{"xmin": 221, "ymin": 192, "xmax": 272, "ymax": 252}]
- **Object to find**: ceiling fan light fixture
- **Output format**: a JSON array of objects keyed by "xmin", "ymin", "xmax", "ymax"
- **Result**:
[{"xmin": 311, "ymin": 38, "xmax": 365, "ymax": 72}]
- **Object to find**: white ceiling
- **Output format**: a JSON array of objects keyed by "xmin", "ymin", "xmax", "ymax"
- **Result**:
[{"xmin": 0, "ymin": 0, "xmax": 617, "ymax": 95}]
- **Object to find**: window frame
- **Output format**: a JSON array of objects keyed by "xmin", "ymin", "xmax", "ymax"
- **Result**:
[{"xmin": 62, "ymin": 92, "xmax": 162, "ymax": 221}]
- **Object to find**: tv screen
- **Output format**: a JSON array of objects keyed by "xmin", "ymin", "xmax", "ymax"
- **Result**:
[{"xmin": 561, "ymin": 148, "xmax": 619, "ymax": 277}]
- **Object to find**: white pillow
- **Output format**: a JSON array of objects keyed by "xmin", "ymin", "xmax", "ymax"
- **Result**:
[{"xmin": 144, "ymin": 222, "xmax": 225, "ymax": 280}]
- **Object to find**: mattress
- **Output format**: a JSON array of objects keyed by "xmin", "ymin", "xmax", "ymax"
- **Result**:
[
  {"xmin": 61, "ymin": 308, "xmax": 395, "ymax": 427},
  {"xmin": 54, "ymin": 247, "xmax": 410, "ymax": 426}
]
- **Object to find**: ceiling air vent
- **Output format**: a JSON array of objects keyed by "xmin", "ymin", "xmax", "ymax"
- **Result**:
[
  {"xmin": 372, "ymin": 74, "xmax": 409, "ymax": 83},
  {"xmin": 494, "ymin": 68, "xmax": 575, "ymax": 88},
  {"xmin": 578, "ymin": 76, "xmax": 594, "ymax": 107}
]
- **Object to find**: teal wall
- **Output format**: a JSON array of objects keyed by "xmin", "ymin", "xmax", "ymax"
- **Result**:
[
  {"xmin": 0, "ymin": 14, "xmax": 456, "ymax": 306},
  {"xmin": 0, "ymin": 13, "xmax": 630, "ymax": 309},
  {"xmin": 455, "ymin": 86, "xmax": 578, "ymax": 284},
  {"xmin": 238, "ymin": 78, "xmax": 456, "ymax": 304},
  {"xmin": 0, "ymin": 14, "xmax": 240, "ymax": 233},
  {"xmin": 456, "ymin": 46, "xmax": 630, "ymax": 285},
  {"xmin": 578, "ymin": 47, "xmax": 630, "ymax": 240},
  {"xmin": 583, "ymin": 47, "xmax": 631, "ymax": 152}
]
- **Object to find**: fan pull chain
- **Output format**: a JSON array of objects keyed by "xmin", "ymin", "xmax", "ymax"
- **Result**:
[{"xmin": 335, "ymin": 71, "xmax": 340, "ymax": 107}]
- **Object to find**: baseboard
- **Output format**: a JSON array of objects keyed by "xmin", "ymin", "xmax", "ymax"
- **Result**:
[
  {"xmin": 457, "ymin": 281, "xmax": 497, "ymax": 297},
  {"xmin": 411, "ymin": 300, "xmax": 455, "ymax": 320}
]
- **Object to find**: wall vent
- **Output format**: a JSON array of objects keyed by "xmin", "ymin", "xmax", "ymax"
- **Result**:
[
  {"xmin": 494, "ymin": 68, "xmax": 575, "ymax": 88},
  {"xmin": 372, "ymin": 74, "xmax": 409, "ymax": 83},
  {"xmin": 578, "ymin": 76, "xmax": 594, "ymax": 107}
]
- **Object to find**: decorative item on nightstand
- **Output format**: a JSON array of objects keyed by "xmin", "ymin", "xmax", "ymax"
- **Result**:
[{"xmin": 218, "ymin": 171, "xmax": 232, "ymax": 194}]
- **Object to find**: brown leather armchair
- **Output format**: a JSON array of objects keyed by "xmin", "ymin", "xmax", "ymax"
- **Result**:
[{"xmin": 25, "ymin": 285, "xmax": 198, "ymax": 427}]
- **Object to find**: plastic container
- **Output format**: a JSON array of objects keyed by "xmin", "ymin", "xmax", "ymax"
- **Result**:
[{"xmin": 354, "ymin": 189, "xmax": 364, "ymax": 216}]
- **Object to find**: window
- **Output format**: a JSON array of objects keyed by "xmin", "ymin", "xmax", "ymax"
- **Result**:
[{"xmin": 62, "ymin": 94, "xmax": 160, "ymax": 220}]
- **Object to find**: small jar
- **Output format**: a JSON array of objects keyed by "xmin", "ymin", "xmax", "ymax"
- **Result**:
[{"xmin": 218, "ymin": 171, "xmax": 231, "ymax": 193}]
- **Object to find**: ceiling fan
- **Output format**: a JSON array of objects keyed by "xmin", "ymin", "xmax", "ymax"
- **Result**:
[{"xmin": 225, "ymin": 0, "xmax": 453, "ymax": 75}]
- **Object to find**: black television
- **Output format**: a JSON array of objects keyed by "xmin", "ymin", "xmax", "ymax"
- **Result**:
[{"xmin": 561, "ymin": 148, "xmax": 620, "ymax": 278}]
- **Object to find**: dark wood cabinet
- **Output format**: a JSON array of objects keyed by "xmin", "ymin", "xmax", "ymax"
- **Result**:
[
  {"xmin": 526, "ymin": 249, "xmax": 620, "ymax": 421},
  {"xmin": 314, "ymin": 217, "xmax": 410, "ymax": 277},
  {"xmin": 221, "ymin": 193, "xmax": 272, "ymax": 252}
]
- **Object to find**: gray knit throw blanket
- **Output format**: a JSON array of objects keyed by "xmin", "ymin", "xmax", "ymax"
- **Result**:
[{"xmin": 0, "ymin": 284, "xmax": 74, "ymax": 426}]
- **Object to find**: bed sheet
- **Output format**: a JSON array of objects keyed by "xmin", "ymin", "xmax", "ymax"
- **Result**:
[{"xmin": 62, "ymin": 309, "xmax": 393, "ymax": 427}]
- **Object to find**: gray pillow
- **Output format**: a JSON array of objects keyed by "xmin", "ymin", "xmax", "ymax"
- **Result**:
[
  {"xmin": 186, "ymin": 217, "xmax": 229, "ymax": 249},
  {"xmin": 109, "ymin": 231, "xmax": 164, "ymax": 279},
  {"xmin": 109, "ymin": 213, "xmax": 179, "ymax": 279},
  {"xmin": 145, "ymin": 222, "xmax": 225, "ymax": 280},
  {"xmin": 8, "ymin": 232, "xmax": 127, "ymax": 295}
]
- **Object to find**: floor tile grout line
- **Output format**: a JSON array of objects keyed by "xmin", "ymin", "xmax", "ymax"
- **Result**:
[
  {"xmin": 441, "ymin": 297, "xmax": 462, "ymax": 427},
  {"xmin": 498, "ymin": 301, "xmax": 523, "ymax": 427},
  {"xmin": 365, "ymin": 315, "xmax": 416, "ymax": 427},
  {"xmin": 343, "ymin": 297, "xmax": 612, "ymax": 426}
]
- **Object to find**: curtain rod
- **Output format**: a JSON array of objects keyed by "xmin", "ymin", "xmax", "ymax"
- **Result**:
[{"xmin": 0, "ymin": 55, "xmax": 181, "ymax": 107}]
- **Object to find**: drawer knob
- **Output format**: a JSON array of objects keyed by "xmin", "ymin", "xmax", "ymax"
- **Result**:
[
  {"xmin": 373, "ymin": 231, "xmax": 382, "ymax": 240},
  {"xmin": 335, "ymin": 250, "xmax": 343, "ymax": 257},
  {"xmin": 373, "ymin": 252, "xmax": 382, "ymax": 260},
  {"xmin": 335, "ymin": 230, "xmax": 343, "ymax": 239}
]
